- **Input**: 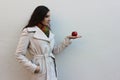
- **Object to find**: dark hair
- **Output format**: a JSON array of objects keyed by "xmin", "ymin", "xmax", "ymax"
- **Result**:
[{"xmin": 24, "ymin": 5, "xmax": 50, "ymax": 28}]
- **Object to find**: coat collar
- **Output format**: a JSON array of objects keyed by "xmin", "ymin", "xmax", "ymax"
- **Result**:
[{"xmin": 27, "ymin": 26, "xmax": 54, "ymax": 42}]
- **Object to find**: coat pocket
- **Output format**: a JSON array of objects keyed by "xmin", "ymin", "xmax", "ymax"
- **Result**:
[{"xmin": 33, "ymin": 56, "xmax": 46, "ymax": 74}]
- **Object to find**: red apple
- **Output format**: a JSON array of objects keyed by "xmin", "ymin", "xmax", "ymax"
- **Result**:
[{"xmin": 71, "ymin": 31, "xmax": 78, "ymax": 36}]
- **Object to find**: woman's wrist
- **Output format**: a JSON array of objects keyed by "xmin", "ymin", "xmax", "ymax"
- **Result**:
[{"xmin": 67, "ymin": 36, "xmax": 70, "ymax": 39}]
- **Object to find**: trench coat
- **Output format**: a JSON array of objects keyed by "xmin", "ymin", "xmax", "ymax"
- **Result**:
[{"xmin": 15, "ymin": 26, "xmax": 72, "ymax": 80}]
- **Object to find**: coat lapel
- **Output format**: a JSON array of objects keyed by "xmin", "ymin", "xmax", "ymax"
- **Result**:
[{"xmin": 27, "ymin": 26, "xmax": 54, "ymax": 42}]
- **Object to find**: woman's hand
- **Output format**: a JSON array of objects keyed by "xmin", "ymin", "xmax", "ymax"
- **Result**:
[
  {"xmin": 67, "ymin": 35, "xmax": 82, "ymax": 39},
  {"xmin": 34, "ymin": 66, "xmax": 40, "ymax": 73}
]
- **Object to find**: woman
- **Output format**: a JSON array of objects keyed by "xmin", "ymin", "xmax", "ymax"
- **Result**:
[{"xmin": 15, "ymin": 5, "xmax": 81, "ymax": 80}]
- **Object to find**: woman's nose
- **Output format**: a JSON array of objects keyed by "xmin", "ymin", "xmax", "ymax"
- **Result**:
[{"xmin": 48, "ymin": 17, "xmax": 50, "ymax": 21}]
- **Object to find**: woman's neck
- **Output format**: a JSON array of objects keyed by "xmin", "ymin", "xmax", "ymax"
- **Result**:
[
  {"xmin": 36, "ymin": 23, "xmax": 50, "ymax": 37},
  {"xmin": 36, "ymin": 23, "xmax": 45, "ymax": 29}
]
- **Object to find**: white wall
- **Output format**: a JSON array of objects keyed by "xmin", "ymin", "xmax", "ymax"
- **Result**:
[{"xmin": 0, "ymin": 0, "xmax": 120, "ymax": 80}]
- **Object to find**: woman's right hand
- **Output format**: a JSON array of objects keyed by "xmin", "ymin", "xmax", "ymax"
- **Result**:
[
  {"xmin": 34, "ymin": 66, "xmax": 40, "ymax": 73},
  {"xmin": 67, "ymin": 35, "xmax": 82, "ymax": 39}
]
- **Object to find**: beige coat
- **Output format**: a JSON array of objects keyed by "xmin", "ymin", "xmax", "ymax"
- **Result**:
[{"xmin": 15, "ymin": 26, "xmax": 71, "ymax": 80}]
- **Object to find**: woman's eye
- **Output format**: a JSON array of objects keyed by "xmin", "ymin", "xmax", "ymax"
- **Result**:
[{"xmin": 45, "ymin": 15, "xmax": 50, "ymax": 18}]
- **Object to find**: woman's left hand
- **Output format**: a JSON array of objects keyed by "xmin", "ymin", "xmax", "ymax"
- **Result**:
[{"xmin": 67, "ymin": 35, "xmax": 82, "ymax": 39}]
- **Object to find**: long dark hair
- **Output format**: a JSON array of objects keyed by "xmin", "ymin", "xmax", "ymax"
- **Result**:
[{"xmin": 24, "ymin": 5, "xmax": 50, "ymax": 28}]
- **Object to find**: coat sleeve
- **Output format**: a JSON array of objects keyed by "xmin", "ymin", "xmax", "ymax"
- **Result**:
[
  {"xmin": 15, "ymin": 28, "xmax": 37, "ymax": 73},
  {"xmin": 52, "ymin": 36, "xmax": 72, "ymax": 54}
]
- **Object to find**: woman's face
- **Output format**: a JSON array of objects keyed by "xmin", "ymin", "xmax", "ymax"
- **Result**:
[{"xmin": 41, "ymin": 11, "xmax": 50, "ymax": 26}]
